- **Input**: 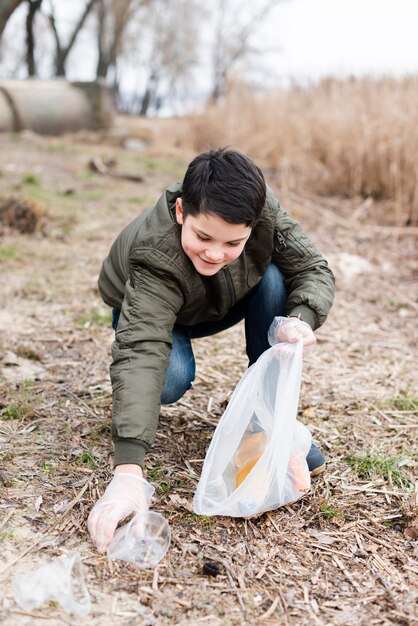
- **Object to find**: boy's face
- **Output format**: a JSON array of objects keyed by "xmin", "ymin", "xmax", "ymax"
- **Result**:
[{"xmin": 175, "ymin": 199, "xmax": 252, "ymax": 276}]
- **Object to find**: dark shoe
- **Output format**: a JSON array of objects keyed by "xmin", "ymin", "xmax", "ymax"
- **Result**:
[{"xmin": 307, "ymin": 443, "xmax": 325, "ymax": 477}]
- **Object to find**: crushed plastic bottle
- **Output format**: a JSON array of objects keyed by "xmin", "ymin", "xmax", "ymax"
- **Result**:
[
  {"xmin": 107, "ymin": 511, "xmax": 171, "ymax": 569},
  {"xmin": 12, "ymin": 553, "xmax": 91, "ymax": 616}
]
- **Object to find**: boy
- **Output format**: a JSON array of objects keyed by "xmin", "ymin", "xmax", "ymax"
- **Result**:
[{"xmin": 88, "ymin": 148, "xmax": 335, "ymax": 552}]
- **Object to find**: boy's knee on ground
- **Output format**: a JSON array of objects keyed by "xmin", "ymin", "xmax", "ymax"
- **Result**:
[
  {"xmin": 161, "ymin": 375, "xmax": 193, "ymax": 404},
  {"xmin": 161, "ymin": 351, "xmax": 195, "ymax": 405}
]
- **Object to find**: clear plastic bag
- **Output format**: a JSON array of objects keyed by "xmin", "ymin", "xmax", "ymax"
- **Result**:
[
  {"xmin": 193, "ymin": 317, "xmax": 312, "ymax": 517},
  {"xmin": 107, "ymin": 511, "xmax": 171, "ymax": 569},
  {"xmin": 12, "ymin": 553, "xmax": 91, "ymax": 616}
]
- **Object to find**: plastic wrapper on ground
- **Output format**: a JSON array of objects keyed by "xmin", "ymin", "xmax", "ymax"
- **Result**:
[{"xmin": 12, "ymin": 552, "xmax": 91, "ymax": 616}]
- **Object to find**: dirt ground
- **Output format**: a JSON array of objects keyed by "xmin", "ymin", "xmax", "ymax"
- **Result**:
[{"xmin": 0, "ymin": 123, "xmax": 417, "ymax": 626}]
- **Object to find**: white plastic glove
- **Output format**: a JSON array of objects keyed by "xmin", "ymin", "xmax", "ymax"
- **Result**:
[
  {"xmin": 87, "ymin": 473, "xmax": 155, "ymax": 553},
  {"xmin": 268, "ymin": 316, "xmax": 316, "ymax": 350}
]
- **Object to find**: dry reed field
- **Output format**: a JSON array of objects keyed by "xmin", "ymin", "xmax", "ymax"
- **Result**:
[
  {"xmin": 150, "ymin": 77, "xmax": 418, "ymax": 228},
  {"xmin": 0, "ymin": 80, "xmax": 417, "ymax": 626}
]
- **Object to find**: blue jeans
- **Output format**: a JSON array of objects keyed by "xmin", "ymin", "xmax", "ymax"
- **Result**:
[{"xmin": 112, "ymin": 264, "xmax": 287, "ymax": 405}]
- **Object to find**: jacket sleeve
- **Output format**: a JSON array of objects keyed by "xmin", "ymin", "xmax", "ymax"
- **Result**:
[
  {"xmin": 268, "ymin": 192, "xmax": 335, "ymax": 330},
  {"xmin": 110, "ymin": 258, "xmax": 185, "ymax": 467}
]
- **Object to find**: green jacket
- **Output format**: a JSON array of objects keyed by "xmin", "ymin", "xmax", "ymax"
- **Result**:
[{"xmin": 99, "ymin": 184, "xmax": 335, "ymax": 466}]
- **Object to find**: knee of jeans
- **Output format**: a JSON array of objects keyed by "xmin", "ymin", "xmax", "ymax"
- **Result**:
[
  {"xmin": 263, "ymin": 264, "xmax": 286, "ymax": 291},
  {"xmin": 256, "ymin": 264, "xmax": 287, "ymax": 310},
  {"xmin": 161, "ymin": 356, "xmax": 195, "ymax": 405}
]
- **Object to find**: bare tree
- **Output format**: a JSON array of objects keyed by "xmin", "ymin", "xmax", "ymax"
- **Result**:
[
  {"xmin": 25, "ymin": 0, "xmax": 42, "ymax": 76},
  {"xmin": 0, "ymin": 0, "xmax": 25, "ymax": 39},
  {"xmin": 97, "ymin": 0, "xmax": 135, "ymax": 81},
  {"xmin": 209, "ymin": 0, "xmax": 282, "ymax": 102},
  {"xmin": 129, "ymin": 0, "xmax": 201, "ymax": 115},
  {"xmin": 95, "ymin": 0, "xmax": 151, "ymax": 103},
  {"xmin": 47, "ymin": 0, "xmax": 99, "ymax": 76}
]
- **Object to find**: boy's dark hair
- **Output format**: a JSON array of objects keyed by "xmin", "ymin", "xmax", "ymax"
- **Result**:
[{"xmin": 181, "ymin": 147, "xmax": 266, "ymax": 227}]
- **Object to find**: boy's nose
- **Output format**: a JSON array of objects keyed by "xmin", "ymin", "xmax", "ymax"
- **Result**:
[{"xmin": 205, "ymin": 247, "xmax": 224, "ymax": 262}]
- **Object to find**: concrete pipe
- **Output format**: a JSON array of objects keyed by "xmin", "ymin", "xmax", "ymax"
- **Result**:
[{"xmin": 0, "ymin": 79, "xmax": 114, "ymax": 135}]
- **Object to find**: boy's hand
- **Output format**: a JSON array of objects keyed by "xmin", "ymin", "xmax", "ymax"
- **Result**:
[
  {"xmin": 276, "ymin": 317, "xmax": 316, "ymax": 349},
  {"xmin": 87, "ymin": 469, "xmax": 154, "ymax": 553}
]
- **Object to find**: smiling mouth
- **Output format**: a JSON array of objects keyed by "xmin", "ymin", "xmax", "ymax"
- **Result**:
[{"xmin": 200, "ymin": 258, "xmax": 222, "ymax": 265}]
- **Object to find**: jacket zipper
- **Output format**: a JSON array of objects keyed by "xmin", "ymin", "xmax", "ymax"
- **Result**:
[{"xmin": 275, "ymin": 230, "xmax": 304, "ymax": 258}]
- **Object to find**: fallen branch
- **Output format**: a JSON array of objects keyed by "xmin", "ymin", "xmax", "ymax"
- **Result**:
[{"xmin": 88, "ymin": 156, "xmax": 143, "ymax": 183}]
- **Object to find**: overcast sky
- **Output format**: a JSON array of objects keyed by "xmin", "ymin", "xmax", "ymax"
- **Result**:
[
  {"xmin": 2, "ymin": 0, "xmax": 418, "ymax": 99},
  {"xmin": 258, "ymin": 0, "xmax": 418, "ymax": 84}
]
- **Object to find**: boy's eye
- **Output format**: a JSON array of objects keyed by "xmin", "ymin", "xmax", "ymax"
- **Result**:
[
  {"xmin": 228, "ymin": 242, "xmax": 240, "ymax": 247},
  {"xmin": 197, "ymin": 234, "xmax": 210, "ymax": 241}
]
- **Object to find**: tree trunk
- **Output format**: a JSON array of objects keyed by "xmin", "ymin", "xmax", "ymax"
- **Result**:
[
  {"xmin": 95, "ymin": 0, "xmax": 108, "ymax": 78},
  {"xmin": 0, "ymin": 0, "xmax": 25, "ymax": 39},
  {"xmin": 48, "ymin": 0, "xmax": 100, "ymax": 77},
  {"xmin": 139, "ymin": 71, "xmax": 158, "ymax": 116},
  {"xmin": 25, "ymin": 0, "xmax": 43, "ymax": 76}
]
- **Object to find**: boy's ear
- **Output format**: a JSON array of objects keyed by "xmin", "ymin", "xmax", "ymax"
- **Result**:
[{"xmin": 175, "ymin": 198, "xmax": 184, "ymax": 225}]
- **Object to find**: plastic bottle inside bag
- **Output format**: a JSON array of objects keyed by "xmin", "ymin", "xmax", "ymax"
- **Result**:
[
  {"xmin": 234, "ymin": 431, "xmax": 269, "ymax": 516},
  {"xmin": 235, "ymin": 431, "xmax": 268, "ymax": 488},
  {"xmin": 234, "ymin": 430, "xmax": 310, "ymax": 514}
]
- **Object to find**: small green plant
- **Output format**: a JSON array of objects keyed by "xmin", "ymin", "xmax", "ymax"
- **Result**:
[
  {"xmin": 146, "ymin": 464, "xmax": 170, "ymax": 493},
  {"xmin": 0, "ymin": 246, "xmax": 20, "ymax": 260},
  {"xmin": 185, "ymin": 512, "xmax": 214, "ymax": 529},
  {"xmin": 147, "ymin": 466, "xmax": 164, "ymax": 482},
  {"xmin": 75, "ymin": 309, "xmax": 112, "ymax": 327},
  {"xmin": 48, "ymin": 600, "xmax": 59, "ymax": 609},
  {"xmin": 143, "ymin": 158, "xmax": 158, "ymax": 170},
  {"xmin": 386, "ymin": 299, "xmax": 412, "ymax": 312},
  {"xmin": 0, "ymin": 530, "xmax": 14, "ymax": 542},
  {"xmin": 20, "ymin": 172, "xmax": 40, "ymax": 186},
  {"xmin": 1, "ymin": 404, "xmax": 31, "ymax": 420},
  {"xmin": 16, "ymin": 345, "xmax": 41, "ymax": 361},
  {"xmin": 346, "ymin": 453, "xmax": 411, "ymax": 487},
  {"xmin": 75, "ymin": 450, "xmax": 102, "ymax": 469},
  {"xmin": 390, "ymin": 392, "xmax": 418, "ymax": 411},
  {"xmin": 21, "ymin": 379, "xmax": 36, "ymax": 388},
  {"xmin": 43, "ymin": 460, "xmax": 55, "ymax": 477},
  {"xmin": 319, "ymin": 502, "xmax": 344, "ymax": 520},
  {"xmin": 74, "ymin": 190, "xmax": 105, "ymax": 202},
  {"xmin": 379, "ymin": 391, "xmax": 418, "ymax": 412},
  {"xmin": 87, "ymin": 423, "xmax": 110, "ymax": 443},
  {"xmin": 1, "ymin": 381, "xmax": 41, "ymax": 421}
]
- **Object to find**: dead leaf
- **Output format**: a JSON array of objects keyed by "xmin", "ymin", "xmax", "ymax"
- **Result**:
[
  {"xmin": 307, "ymin": 529, "xmax": 337, "ymax": 544},
  {"xmin": 168, "ymin": 494, "xmax": 193, "ymax": 512},
  {"xmin": 404, "ymin": 519, "xmax": 418, "ymax": 540}
]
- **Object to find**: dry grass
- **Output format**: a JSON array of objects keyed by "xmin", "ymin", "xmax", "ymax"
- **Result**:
[
  {"xmin": 155, "ymin": 77, "xmax": 418, "ymax": 226},
  {"xmin": 0, "ymin": 127, "xmax": 417, "ymax": 626}
]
